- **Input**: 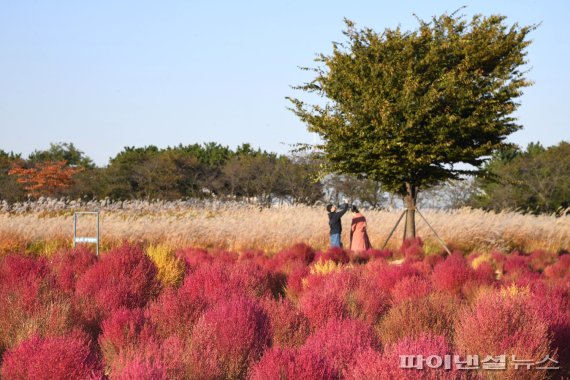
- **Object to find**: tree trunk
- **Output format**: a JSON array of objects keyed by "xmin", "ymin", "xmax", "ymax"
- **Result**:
[{"xmin": 403, "ymin": 183, "xmax": 417, "ymax": 239}]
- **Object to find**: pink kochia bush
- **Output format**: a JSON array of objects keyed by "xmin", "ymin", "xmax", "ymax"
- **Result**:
[
  {"xmin": 302, "ymin": 318, "xmax": 380, "ymax": 375},
  {"xmin": 261, "ymin": 297, "xmax": 310, "ymax": 348},
  {"xmin": 146, "ymin": 286, "xmax": 207, "ymax": 341},
  {"xmin": 74, "ymin": 244, "xmax": 161, "ymax": 328},
  {"xmin": 111, "ymin": 336, "xmax": 187, "ymax": 379},
  {"xmin": 99, "ymin": 308, "xmax": 148, "ymax": 368},
  {"xmin": 0, "ymin": 254, "xmax": 69, "ymax": 354},
  {"xmin": 455, "ymin": 290, "xmax": 552, "ymax": 376},
  {"xmin": 391, "ymin": 275, "xmax": 432, "ymax": 303},
  {"xmin": 401, "ymin": 237, "xmax": 425, "ymax": 262},
  {"xmin": 0, "ymin": 243, "xmax": 568, "ymax": 378},
  {"xmin": 346, "ymin": 335, "xmax": 462, "ymax": 380},
  {"xmin": 1, "ymin": 331, "xmax": 103, "ymax": 379},
  {"xmin": 431, "ymin": 253, "xmax": 473, "ymax": 294},
  {"xmin": 50, "ymin": 246, "xmax": 97, "ymax": 294},
  {"xmin": 189, "ymin": 296, "xmax": 271, "ymax": 379},
  {"xmin": 250, "ymin": 347, "xmax": 340, "ymax": 380}
]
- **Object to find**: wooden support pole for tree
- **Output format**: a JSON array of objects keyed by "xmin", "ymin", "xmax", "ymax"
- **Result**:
[
  {"xmin": 415, "ymin": 208, "xmax": 452, "ymax": 255},
  {"xmin": 381, "ymin": 209, "xmax": 407, "ymax": 250},
  {"xmin": 403, "ymin": 210, "xmax": 408, "ymax": 241}
]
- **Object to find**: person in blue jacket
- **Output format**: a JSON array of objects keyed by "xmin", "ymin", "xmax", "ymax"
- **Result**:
[{"xmin": 326, "ymin": 201, "xmax": 349, "ymax": 248}]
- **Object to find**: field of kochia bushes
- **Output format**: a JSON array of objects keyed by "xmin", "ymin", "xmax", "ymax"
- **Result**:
[{"xmin": 0, "ymin": 240, "xmax": 568, "ymax": 379}]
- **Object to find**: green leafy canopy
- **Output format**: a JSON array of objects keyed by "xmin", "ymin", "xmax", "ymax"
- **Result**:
[{"xmin": 288, "ymin": 11, "xmax": 536, "ymax": 196}]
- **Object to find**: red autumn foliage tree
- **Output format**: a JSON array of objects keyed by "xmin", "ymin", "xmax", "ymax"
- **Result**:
[{"xmin": 8, "ymin": 160, "xmax": 83, "ymax": 197}]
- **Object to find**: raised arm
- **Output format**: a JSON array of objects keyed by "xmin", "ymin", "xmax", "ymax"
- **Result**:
[{"xmin": 337, "ymin": 203, "xmax": 349, "ymax": 217}]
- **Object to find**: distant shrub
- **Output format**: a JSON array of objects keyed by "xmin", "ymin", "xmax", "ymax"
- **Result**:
[
  {"xmin": 310, "ymin": 259, "xmax": 345, "ymax": 275},
  {"xmin": 544, "ymin": 254, "xmax": 570, "ymax": 281},
  {"xmin": 455, "ymin": 290, "xmax": 552, "ymax": 379},
  {"xmin": 189, "ymin": 297, "xmax": 271, "ymax": 379},
  {"xmin": 74, "ymin": 244, "xmax": 161, "ymax": 329},
  {"xmin": 366, "ymin": 249, "xmax": 393, "ymax": 260},
  {"xmin": 272, "ymin": 243, "xmax": 316, "ymax": 269},
  {"xmin": 377, "ymin": 293, "xmax": 459, "ymax": 346},
  {"xmin": 529, "ymin": 250, "xmax": 557, "ymax": 272},
  {"xmin": 303, "ymin": 319, "xmax": 380, "ymax": 375},
  {"xmin": 315, "ymin": 247, "xmax": 350, "ymax": 264},
  {"xmin": 503, "ymin": 252, "xmax": 531, "ymax": 274},
  {"xmin": 261, "ymin": 298, "xmax": 310, "ymax": 348},
  {"xmin": 174, "ymin": 247, "xmax": 211, "ymax": 270},
  {"xmin": 1, "ymin": 332, "xmax": 103, "ymax": 379},
  {"xmin": 250, "ymin": 347, "xmax": 339, "ymax": 380},
  {"xmin": 146, "ymin": 244, "xmax": 185, "ymax": 288}
]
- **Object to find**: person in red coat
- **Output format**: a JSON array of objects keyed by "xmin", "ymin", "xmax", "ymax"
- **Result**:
[{"xmin": 350, "ymin": 206, "xmax": 372, "ymax": 252}]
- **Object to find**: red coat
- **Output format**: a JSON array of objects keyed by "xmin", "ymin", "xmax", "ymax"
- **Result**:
[{"xmin": 350, "ymin": 213, "xmax": 372, "ymax": 252}]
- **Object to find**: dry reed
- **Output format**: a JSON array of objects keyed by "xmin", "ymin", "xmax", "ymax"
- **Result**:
[{"xmin": 0, "ymin": 200, "xmax": 569, "ymax": 255}]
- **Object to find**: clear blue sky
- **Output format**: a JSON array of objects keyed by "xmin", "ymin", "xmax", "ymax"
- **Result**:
[{"xmin": 1, "ymin": 0, "xmax": 568, "ymax": 165}]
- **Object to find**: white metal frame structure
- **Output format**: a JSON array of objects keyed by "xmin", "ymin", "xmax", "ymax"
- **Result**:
[{"xmin": 73, "ymin": 211, "xmax": 100, "ymax": 256}]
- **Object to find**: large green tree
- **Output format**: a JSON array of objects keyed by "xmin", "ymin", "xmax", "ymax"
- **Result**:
[{"xmin": 288, "ymin": 12, "xmax": 535, "ymax": 237}]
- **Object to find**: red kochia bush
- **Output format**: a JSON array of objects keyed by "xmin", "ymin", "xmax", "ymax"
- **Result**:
[
  {"xmin": 74, "ymin": 244, "xmax": 161, "ymax": 325},
  {"xmin": 0, "ymin": 254, "xmax": 55, "ymax": 310},
  {"xmin": 284, "ymin": 261, "xmax": 310, "ymax": 299},
  {"xmin": 315, "ymin": 247, "xmax": 350, "ymax": 264},
  {"xmin": 346, "ymin": 335, "xmax": 464, "ymax": 380},
  {"xmin": 175, "ymin": 247, "xmax": 211, "ymax": 271},
  {"xmin": 179, "ymin": 260, "xmax": 276, "ymax": 308},
  {"xmin": 261, "ymin": 297, "xmax": 311, "ymax": 348},
  {"xmin": 455, "ymin": 291, "xmax": 552, "ymax": 371},
  {"xmin": 146, "ymin": 286, "xmax": 207, "ymax": 340},
  {"xmin": 380, "ymin": 334, "xmax": 463, "ymax": 380},
  {"xmin": 0, "ymin": 254, "xmax": 64, "ymax": 354},
  {"xmin": 250, "ymin": 347, "xmax": 340, "ymax": 380},
  {"xmin": 503, "ymin": 252, "xmax": 531, "ymax": 274},
  {"xmin": 298, "ymin": 270, "xmax": 359, "ymax": 328},
  {"xmin": 272, "ymin": 243, "xmax": 316, "ymax": 270},
  {"xmin": 1, "ymin": 332, "xmax": 103, "ymax": 379},
  {"xmin": 401, "ymin": 237, "xmax": 425, "ymax": 261},
  {"xmin": 391, "ymin": 275, "xmax": 432, "ymax": 304},
  {"xmin": 344, "ymin": 349, "xmax": 385, "ymax": 380},
  {"xmin": 189, "ymin": 297, "xmax": 271, "ymax": 379},
  {"xmin": 99, "ymin": 308, "xmax": 148, "ymax": 368},
  {"xmin": 49, "ymin": 246, "xmax": 96, "ymax": 294},
  {"xmin": 431, "ymin": 253, "xmax": 473, "ymax": 294},
  {"xmin": 528, "ymin": 285, "xmax": 570, "ymax": 372},
  {"xmin": 371, "ymin": 262, "xmax": 421, "ymax": 292},
  {"xmin": 111, "ymin": 336, "xmax": 187, "ymax": 379},
  {"xmin": 366, "ymin": 248, "xmax": 393, "ymax": 260},
  {"xmin": 302, "ymin": 319, "xmax": 380, "ymax": 375},
  {"xmin": 544, "ymin": 254, "xmax": 570, "ymax": 281}
]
